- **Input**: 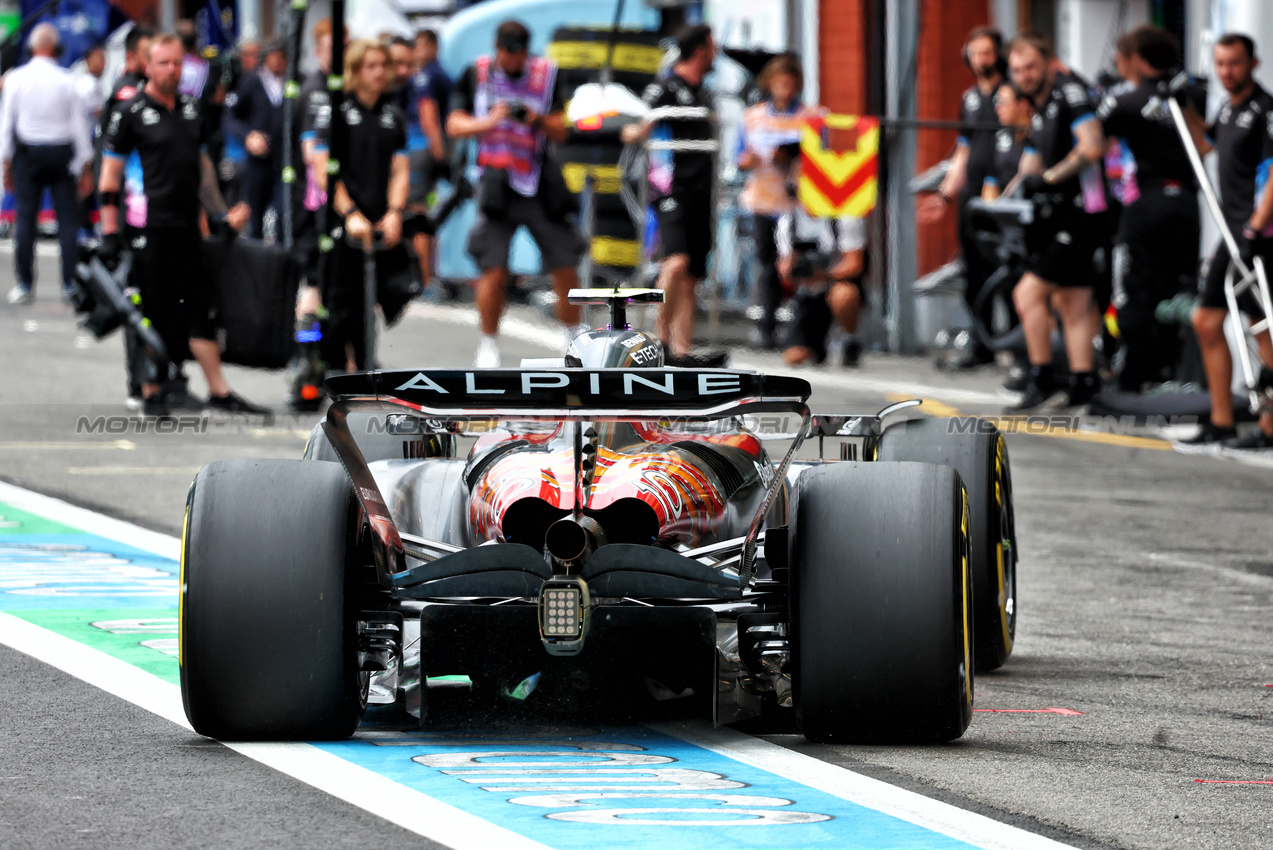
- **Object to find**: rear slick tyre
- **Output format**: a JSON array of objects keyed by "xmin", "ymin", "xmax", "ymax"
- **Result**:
[
  {"xmin": 790, "ymin": 461, "xmax": 973, "ymax": 744},
  {"xmin": 877, "ymin": 417, "xmax": 1017, "ymax": 671},
  {"xmin": 180, "ymin": 459, "xmax": 366, "ymax": 740}
]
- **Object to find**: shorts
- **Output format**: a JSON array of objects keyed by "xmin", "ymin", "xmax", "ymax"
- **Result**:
[
  {"xmin": 1025, "ymin": 204, "xmax": 1106, "ymax": 289},
  {"xmin": 131, "ymin": 225, "xmax": 216, "ymax": 363},
  {"xmin": 466, "ymin": 193, "xmax": 587, "ymax": 272},
  {"xmin": 656, "ymin": 191, "xmax": 712, "ymax": 279},
  {"xmin": 408, "ymin": 148, "xmax": 443, "ymax": 209},
  {"xmin": 1119, "ymin": 185, "xmax": 1199, "ymax": 301},
  {"xmin": 1200, "ymin": 239, "xmax": 1268, "ymax": 317},
  {"xmin": 782, "ymin": 279, "xmax": 864, "ymax": 363}
]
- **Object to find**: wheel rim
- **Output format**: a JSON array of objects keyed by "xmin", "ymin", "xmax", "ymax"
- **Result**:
[{"xmin": 994, "ymin": 435, "xmax": 1017, "ymax": 652}]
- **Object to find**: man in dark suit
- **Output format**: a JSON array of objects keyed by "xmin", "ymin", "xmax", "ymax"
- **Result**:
[{"xmin": 226, "ymin": 39, "xmax": 286, "ymax": 239}]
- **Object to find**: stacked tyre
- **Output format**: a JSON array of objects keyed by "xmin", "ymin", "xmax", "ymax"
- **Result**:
[
  {"xmin": 549, "ymin": 26, "xmax": 662, "ymax": 284},
  {"xmin": 547, "ymin": 26, "xmax": 663, "ymax": 97}
]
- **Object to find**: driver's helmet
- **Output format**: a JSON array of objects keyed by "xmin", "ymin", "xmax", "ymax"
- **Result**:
[{"xmin": 565, "ymin": 328, "xmax": 664, "ymax": 369}]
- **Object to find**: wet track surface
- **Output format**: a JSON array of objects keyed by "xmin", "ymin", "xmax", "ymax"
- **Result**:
[{"xmin": 2, "ymin": 247, "xmax": 1272, "ymax": 849}]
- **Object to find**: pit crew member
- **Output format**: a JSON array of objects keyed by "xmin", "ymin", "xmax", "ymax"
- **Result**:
[
  {"xmin": 1096, "ymin": 26, "xmax": 1202, "ymax": 392},
  {"xmin": 621, "ymin": 23, "xmax": 724, "ymax": 367},
  {"xmin": 1007, "ymin": 30, "xmax": 1109, "ymax": 412},
  {"xmin": 1177, "ymin": 33, "xmax": 1273, "ymax": 452},
  {"xmin": 98, "ymin": 33, "xmax": 262, "ymax": 417}
]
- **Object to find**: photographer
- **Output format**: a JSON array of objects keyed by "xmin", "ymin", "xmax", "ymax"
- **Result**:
[
  {"xmin": 322, "ymin": 39, "xmax": 413, "ymax": 372},
  {"xmin": 98, "ymin": 34, "xmax": 261, "ymax": 417},
  {"xmin": 446, "ymin": 19, "xmax": 586, "ymax": 367},
  {"xmin": 773, "ymin": 146, "xmax": 867, "ymax": 367}
]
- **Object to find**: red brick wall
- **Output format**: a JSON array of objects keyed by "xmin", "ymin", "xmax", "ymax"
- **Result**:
[
  {"xmin": 818, "ymin": 0, "xmax": 868, "ymax": 116},
  {"xmin": 818, "ymin": 1, "xmax": 991, "ymax": 276},
  {"xmin": 915, "ymin": 0, "xmax": 993, "ymax": 275}
]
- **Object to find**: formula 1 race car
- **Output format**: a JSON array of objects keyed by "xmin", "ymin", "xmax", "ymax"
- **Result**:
[{"xmin": 179, "ymin": 289, "xmax": 1017, "ymax": 744}]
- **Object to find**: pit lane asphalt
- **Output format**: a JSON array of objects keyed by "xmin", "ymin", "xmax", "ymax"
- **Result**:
[{"xmin": 1, "ymin": 247, "xmax": 1271, "ymax": 850}]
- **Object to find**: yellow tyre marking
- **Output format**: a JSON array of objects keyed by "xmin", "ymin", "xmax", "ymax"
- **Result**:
[
  {"xmin": 178, "ymin": 501, "xmax": 190, "ymax": 668},
  {"xmin": 960, "ymin": 487, "xmax": 972, "ymax": 707}
]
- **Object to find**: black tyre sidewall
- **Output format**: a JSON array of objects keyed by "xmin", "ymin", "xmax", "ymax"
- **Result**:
[
  {"xmin": 180, "ymin": 459, "xmax": 364, "ymax": 739},
  {"xmin": 790, "ymin": 461, "xmax": 973, "ymax": 744},
  {"xmin": 877, "ymin": 418, "xmax": 1016, "ymax": 671}
]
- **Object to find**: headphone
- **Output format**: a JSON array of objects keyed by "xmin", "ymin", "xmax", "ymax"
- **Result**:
[{"xmin": 962, "ymin": 26, "xmax": 1007, "ymax": 76}]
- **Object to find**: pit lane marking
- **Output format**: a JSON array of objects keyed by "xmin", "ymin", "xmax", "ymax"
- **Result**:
[
  {"xmin": 883, "ymin": 393, "xmax": 1172, "ymax": 451},
  {"xmin": 0, "ymin": 612, "xmax": 554, "ymax": 850},
  {"xmin": 0, "ymin": 480, "xmax": 1079, "ymax": 850}
]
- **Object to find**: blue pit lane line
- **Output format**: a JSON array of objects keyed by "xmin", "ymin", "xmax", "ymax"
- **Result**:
[{"xmin": 0, "ymin": 481, "xmax": 1075, "ymax": 850}]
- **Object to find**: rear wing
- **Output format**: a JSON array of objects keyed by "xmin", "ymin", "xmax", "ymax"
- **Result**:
[{"xmin": 325, "ymin": 368, "xmax": 811, "ymax": 419}]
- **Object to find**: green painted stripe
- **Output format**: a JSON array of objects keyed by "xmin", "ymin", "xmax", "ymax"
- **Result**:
[{"xmin": 15, "ymin": 608, "xmax": 179, "ymax": 684}]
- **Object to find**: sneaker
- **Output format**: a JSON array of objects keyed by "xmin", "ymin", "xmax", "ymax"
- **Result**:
[
  {"xmin": 206, "ymin": 391, "xmax": 270, "ymax": 415},
  {"xmin": 666, "ymin": 349, "xmax": 730, "ymax": 368},
  {"xmin": 1065, "ymin": 373, "xmax": 1100, "ymax": 410},
  {"xmin": 6, "ymin": 285, "xmax": 33, "ymax": 305},
  {"xmin": 1220, "ymin": 429, "xmax": 1273, "ymax": 453},
  {"xmin": 841, "ymin": 337, "xmax": 862, "ymax": 368},
  {"xmin": 1172, "ymin": 423, "xmax": 1238, "ymax": 455},
  {"xmin": 1003, "ymin": 381, "xmax": 1065, "ymax": 414},
  {"xmin": 125, "ymin": 395, "xmax": 143, "ymax": 412},
  {"xmin": 474, "ymin": 335, "xmax": 501, "ymax": 368},
  {"xmin": 141, "ymin": 394, "xmax": 171, "ymax": 418},
  {"xmin": 166, "ymin": 388, "xmax": 206, "ymax": 411}
]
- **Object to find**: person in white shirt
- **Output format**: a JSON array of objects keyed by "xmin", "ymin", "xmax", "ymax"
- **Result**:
[
  {"xmin": 774, "ymin": 146, "xmax": 869, "ymax": 367},
  {"xmin": 0, "ymin": 24, "xmax": 94, "ymax": 304},
  {"xmin": 74, "ymin": 43, "xmax": 108, "ymax": 126}
]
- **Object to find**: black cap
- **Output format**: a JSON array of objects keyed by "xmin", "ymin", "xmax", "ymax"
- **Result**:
[
  {"xmin": 497, "ymin": 32, "xmax": 527, "ymax": 53},
  {"xmin": 495, "ymin": 20, "xmax": 530, "ymax": 54}
]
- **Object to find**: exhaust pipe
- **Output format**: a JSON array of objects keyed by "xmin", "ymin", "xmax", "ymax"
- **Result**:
[{"xmin": 544, "ymin": 515, "xmax": 607, "ymax": 571}]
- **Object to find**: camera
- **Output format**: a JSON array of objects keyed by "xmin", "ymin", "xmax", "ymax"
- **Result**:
[
  {"xmin": 504, "ymin": 101, "xmax": 530, "ymax": 123},
  {"xmin": 790, "ymin": 239, "xmax": 835, "ymax": 280}
]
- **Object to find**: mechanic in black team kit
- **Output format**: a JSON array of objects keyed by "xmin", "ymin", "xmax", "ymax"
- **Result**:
[
  {"xmin": 918, "ymin": 27, "xmax": 1005, "ymax": 369},
  {"xmin": 621, "ymin": 23, "xmax": 723, "ymax": 367},
  {"xmin": 1006, "ymin": 30, "xmax": 1109, "ymax": 412},
  {"xmin": 324, "ymin": 38, "xmax": 412, "ymax": 372},
  {"xmin": 1097, "ymin": 26, "xmax": 1202, "ymax": 393},
  {"xmin": 98, "ymin": 34, "xmax": 264, "ymax": 417},
  {"xmin": 1175, "ymin": 33, "xmax": 1273, "ymax": 452}
]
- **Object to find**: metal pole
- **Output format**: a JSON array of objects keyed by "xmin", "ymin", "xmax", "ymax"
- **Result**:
[
  {"xmin": 317, "ymin": 0, "xmax": 345, "ymax": 319},
  {"xmin": 1168, "ymin": 95, "xmax": 1273, "ymax": 409},
  {"xmin": 884, "ymin": 0, "xmax": 919, "ymax": 353},
  {"xmin": 281, "ymin": 0, "xmax": 307, "ymax": 252}
]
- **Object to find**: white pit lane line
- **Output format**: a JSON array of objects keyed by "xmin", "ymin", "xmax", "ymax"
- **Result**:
[{"xmin": 0, "ymin": 479, "xmax": 1076, "ymax": 850}]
